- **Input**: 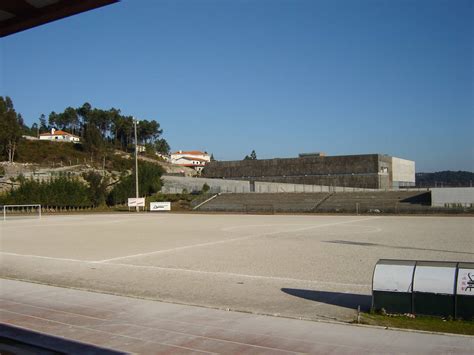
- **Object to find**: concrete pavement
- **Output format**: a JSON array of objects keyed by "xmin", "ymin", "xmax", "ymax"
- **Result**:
[
  {"xmin": 1, "ymin": 279, "xmax": 472, "ymax": 354},
  {"xmin": 2, "ymin": 214, "xmax": 472, "ymax": 322}
]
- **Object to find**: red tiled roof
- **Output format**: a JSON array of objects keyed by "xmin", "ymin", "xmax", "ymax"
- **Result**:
[
  {"xmin": 40, "ymin": 130, "xmax": 79, "ymax": 138},
  {"xmin": 172, "ymin": 150, "xmax": 207, "ymax": 155}
]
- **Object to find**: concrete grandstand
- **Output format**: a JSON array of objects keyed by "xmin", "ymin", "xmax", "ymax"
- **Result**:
[{"xmin": 193, "ymin": 191, "xmax": 434, "ymax": 214}]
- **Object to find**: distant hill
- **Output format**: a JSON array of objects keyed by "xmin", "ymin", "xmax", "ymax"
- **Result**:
[
  {"xmin": 416, "ymin": 171, "xmax": 474, "ymax": 188},
  {"xmin": 5, "ymin": 138, "xmax": 196, "ymax": 176}
]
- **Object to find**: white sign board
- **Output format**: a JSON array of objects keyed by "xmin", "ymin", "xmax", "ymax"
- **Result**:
[
  {"xmin": 413, "ymin": 266, "xmax": 456, "ymax": 295},
  {"xmin": 457, "ymin": 268, "xmax": 474, "ymax": 296},
  {"xmin": 128, "ymin": 198, "xmax": 145, "ymax": 207},
  {"xmin": 150, "ymin": 202, "xmax": 171, "ymax": 211},
  {"xmin": 373, "ymin": 264, "xmax": 415, "ymax": 293}
]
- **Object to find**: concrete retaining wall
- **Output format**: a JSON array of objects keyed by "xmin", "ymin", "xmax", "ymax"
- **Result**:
[
  {"xmin": 203, "ymin": 154, "xmax": 389, "ymax": 189},
  {"xmin": 254, "ymin": 181, "xmax": 375, "ymax": 193},
  {"xmin": 162, "ymin": 176, "xmax": 375, "ymax": 194},
  {"xmin": 162, "ymin": 176, "xmax": 250, "ymax": 194},
  {"xmin": 431, "ymin": 188, "xmax": 474, "ymax": 207}
]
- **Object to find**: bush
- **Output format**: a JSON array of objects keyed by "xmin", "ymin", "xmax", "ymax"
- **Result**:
[
  {"xmin": 202, "ymin": 183, "xmax": 210, "ymax": 193},
  {"xmin": 3, "ymin": 175, "xmax": 92, "ymax": 207},
  {"xmin": 83, "ymin": 171, "xmax": 109, "ymax": 206},
  {"xmin": 107, "ymin": 161, "xmax": 164, "ymax": 205},
  {"xmin": 106, "ymin": 153, "xmax": 133, "ymax": 172}
]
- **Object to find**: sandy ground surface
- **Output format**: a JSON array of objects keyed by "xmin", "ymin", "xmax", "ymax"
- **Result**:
[
  {"xmin": 1, "ymin": 213, "xmax": 473, "ymax": 321},
  {"xmin": 2, "ymin": 279, "xmax": 473, "ymax": 354}
]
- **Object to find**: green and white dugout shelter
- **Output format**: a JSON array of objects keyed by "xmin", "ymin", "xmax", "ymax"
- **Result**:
[{"xmin": 372, "ymin": 259, "xmax": 474, "ymax": 320}]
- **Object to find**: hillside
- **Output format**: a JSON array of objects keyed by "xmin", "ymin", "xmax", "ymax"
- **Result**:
[
  {"xmin": 0, "ymin": 139, "xmax": 195, "ymax": 193},
  {"xmin": 9, "ymin": 139, "xmax": 193, "ymax": 173},
  {"xmin": 416, "ymin": 171, "xmax": 474, "ymax": 188}
]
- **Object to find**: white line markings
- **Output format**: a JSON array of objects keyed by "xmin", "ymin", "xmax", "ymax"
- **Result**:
[
  {"xmin": 107, "ymin": 262, "xmax": 371, "ymax": 289},
  {"xmin": 1, "ymin": 217, "xmax": 378, "ymax": 289},
  {"xmin": 0, "ymin": 254, "xmax": 371, "ymax": 289},
  {"xmin": 97, "ymin": 216, "xmax": 380, "ymax": 263},
  {"xmin": 0, "ymin": 252, "xmax": 90, "ymax": 263}
]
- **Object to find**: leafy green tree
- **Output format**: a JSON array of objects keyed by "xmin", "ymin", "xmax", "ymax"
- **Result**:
[
  {"xmin": 112, "ymin": 115, "xmax": 134, "ymax": 150},
  {"xmin": 62, "ymin": 107, "xmax": 80, "ymax": 134},
  {"xmin": 138, "ymin": 120, "xmax": 163, "ymax": 144},
  {"xmin": 154, "ymin": 138, "xmax": 170, "ymax": 154},
  {"xmin": 0, "ymin": 96, "xmax": 23, "ymax": 162},
  {"xmin": 83, "ymin": 171, "xmax": 109, "ymax": 206},
  {"xmin": 4, "ymin": 175, "xmax": 92, "ymax": 207},
  {"xmin": 48, "ymin": 111, "xmax": 59, "ymax": 128},
  {"xmin": 39, "ymin": 114, "xmax": 49, "ymax": 133},
  {"xmin": 30, "ymin": 123, "xmax": 39, "ymax": 137},
  {"xmin": 107, "ymin": 162, "xmax": 164, "ymax": 205},
  {"xmin": 83, "ymin": 124, "xmax": 105, "ymax": 157},
  {"xmin": 35, "ymin": 102, "xmax": 169, "ymax": 158},
  {"xmin": 243, "ymin": 150, "xmax": 257, "ymax": 160}
]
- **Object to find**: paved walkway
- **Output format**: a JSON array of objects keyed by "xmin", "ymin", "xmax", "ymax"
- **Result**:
[{"xmin": 1, "ymin": 279, "xmax": 472, "ymax": 354}]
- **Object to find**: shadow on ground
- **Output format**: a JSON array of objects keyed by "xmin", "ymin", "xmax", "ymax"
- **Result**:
[
  {"xmin": 282, "ymin": 288, "xmax": 372, "ymax": 311},
  {"xmin": 0, "ymin": 324, "xmax": 125, "ymax": 355}
]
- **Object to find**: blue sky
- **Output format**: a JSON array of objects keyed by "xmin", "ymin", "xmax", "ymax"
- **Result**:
[{"xmin": 1, "ymin": 0, "xmax": 473, "ymax": 171}]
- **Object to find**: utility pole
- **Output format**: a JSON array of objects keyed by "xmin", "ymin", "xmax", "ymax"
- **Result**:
[{"xmin": 133, "ymin": 118, "xmax": 139, "ymax": 212}]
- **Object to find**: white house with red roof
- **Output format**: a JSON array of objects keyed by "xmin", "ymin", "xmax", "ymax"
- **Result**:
[
  {"xmin": 39, "ymin": 128, "xmax": 80, "ymax": 143},
  {"xmin": 170, "ymin": 150, "xmax": 211, "ymax": 173}
]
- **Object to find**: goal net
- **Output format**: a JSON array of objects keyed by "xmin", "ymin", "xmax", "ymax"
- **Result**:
[{"xmin": 2, "ymin": 204, "xmax": 42, "ymax": 221}]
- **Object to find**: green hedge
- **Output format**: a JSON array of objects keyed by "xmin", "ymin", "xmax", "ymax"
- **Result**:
[{"xmin": 2, "ymin": 175, "xmax": 92, "ymax": 207}]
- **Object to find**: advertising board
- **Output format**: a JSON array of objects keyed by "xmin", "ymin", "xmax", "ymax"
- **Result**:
[
  {"xmin": 128, "ymin": 198, "xmax": 145, "ymax": 207},
  {"xmin": 150, "ymin": 202, "xmax": 171, "ymax": 211}
]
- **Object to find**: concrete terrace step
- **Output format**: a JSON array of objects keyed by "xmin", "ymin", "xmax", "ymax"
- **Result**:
[{"xmin": 197, "ymin": 191, "xmax": 431, "ymax": 213}]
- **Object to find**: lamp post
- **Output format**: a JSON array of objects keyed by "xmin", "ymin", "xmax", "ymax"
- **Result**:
[{"xmin": 133, "ymin": 118, "xmax": 139, "ymax": 212}]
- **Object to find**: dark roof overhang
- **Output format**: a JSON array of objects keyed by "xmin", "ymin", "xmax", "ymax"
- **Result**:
[{"xmin": 1, "ymin": 0, "xmax": 118, "ymax": 37}]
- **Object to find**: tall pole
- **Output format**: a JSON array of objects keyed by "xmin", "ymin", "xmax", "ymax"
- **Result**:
[{"xmin": 134, "ymin": 118, "xmax": 139, "ymax": 212}]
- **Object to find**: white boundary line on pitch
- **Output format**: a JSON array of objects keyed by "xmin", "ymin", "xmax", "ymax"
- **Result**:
[
  {"xmin": 0, "ymin": 251, "xmax": 370, "ymax": 289},
  {"xmin": 109, "ymin": 262, "xmax": 371, "ymax": 289},
  {"xmin": 96, "ymin": 216, "xmax": 380, "ymax": 263},
  {"xmin": 0, "ymin": 216, "xmax": 379, "ymax": 265},
  {"xmin": 0, "ymin": 252, "xmax": 95, "ymax": 263}
]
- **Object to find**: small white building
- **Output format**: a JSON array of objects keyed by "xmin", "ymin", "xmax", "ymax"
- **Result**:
[
  {"xmin": 170, "ymin": 150, "xmax": 211, "ymax": 172},
  {"xmin": 39, "ymin": 128, "xmax": 80, "ymax": 143}
]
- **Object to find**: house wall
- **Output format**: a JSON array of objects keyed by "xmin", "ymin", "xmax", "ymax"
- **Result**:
[
  {"xmin": 39, "ymin": 134, "xmax": 80, "ymax": 142},
  {"xmin": 171, "ymin": 153, "xmax": 210, "ymax": 164}
]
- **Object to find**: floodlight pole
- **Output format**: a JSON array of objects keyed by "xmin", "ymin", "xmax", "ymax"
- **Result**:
[{"xmin": 133, "ymin": 118, "xmax": 139, "ymax": 212}]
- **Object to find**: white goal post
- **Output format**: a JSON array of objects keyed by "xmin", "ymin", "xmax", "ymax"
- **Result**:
[{"xmin": 2, "ymin": 204, "xmax": 42, "ymax": 221}]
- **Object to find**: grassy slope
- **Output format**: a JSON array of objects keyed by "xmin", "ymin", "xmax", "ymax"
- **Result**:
[
  {"xmin": 360, "ymin": 313, "xmax": 474, "ymax": 336},
  {"xmin": 16, "ymin": 140, "xmax": 90, "ymax": 165}
]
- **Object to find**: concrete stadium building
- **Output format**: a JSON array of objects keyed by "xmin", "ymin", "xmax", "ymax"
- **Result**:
[{"xmin": 203, "ymin": 153, "xmax": 415, "ymax": 189}]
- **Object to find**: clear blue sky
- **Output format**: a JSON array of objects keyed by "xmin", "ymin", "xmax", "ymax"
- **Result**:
[{"xmin": 1, "ymin": 0, "xmax": 473, "ymax": 172}]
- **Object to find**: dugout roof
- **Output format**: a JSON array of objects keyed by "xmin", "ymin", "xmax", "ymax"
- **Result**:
[{"xmin": 0, "ymin": 0, "xmax": 118, "ymax": 37}]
